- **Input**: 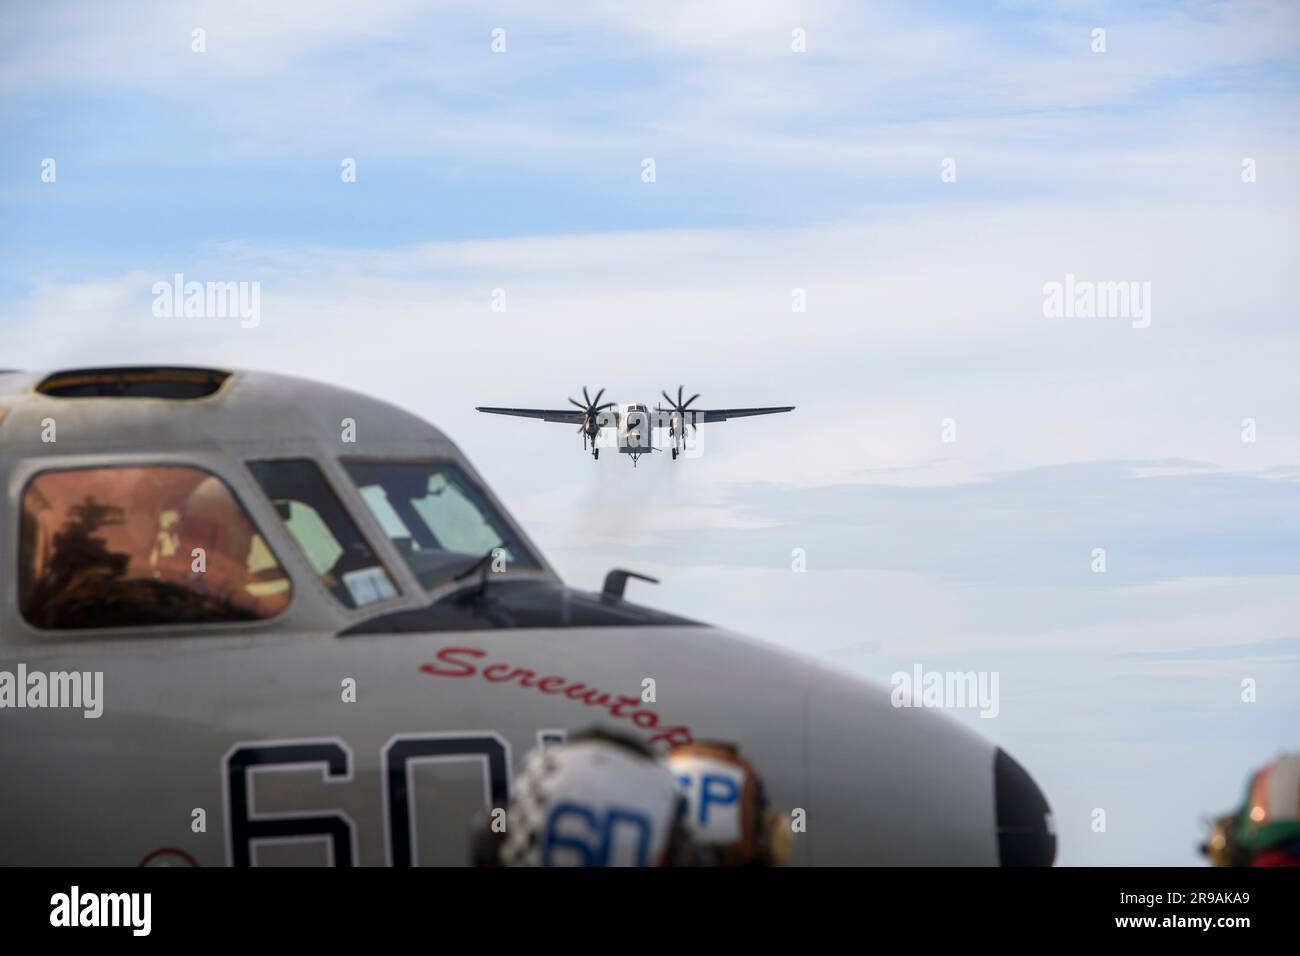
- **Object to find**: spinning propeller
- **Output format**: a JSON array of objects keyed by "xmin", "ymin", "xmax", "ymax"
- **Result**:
[
  {"xmin": 657, "ymin": 385, "xmax": 700, "ymax": 453},
  {"xmin": 568, "ymin": 386, "xmax": 615, "ymax": 449}
]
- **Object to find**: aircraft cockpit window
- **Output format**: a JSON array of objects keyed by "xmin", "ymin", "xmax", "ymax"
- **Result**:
[
  {"xmin": 342, "ymin": 460, "xmax": 539, "ymax": 591},
  {"xmin": 35, "ymin": 367, "xmax": 229, "ymax": 399},
  {"xmin": 247, "ymin": 459, "xmax": 399, "ymax": 609},
  {"xmin": 19, "ymin": 466, "xmax": 292, "ymax": 630}
]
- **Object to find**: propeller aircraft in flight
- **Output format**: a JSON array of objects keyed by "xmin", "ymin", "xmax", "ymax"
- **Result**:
[{"xmin": 476, "ymin": 385, "xmax": 795, "ymax": 465}]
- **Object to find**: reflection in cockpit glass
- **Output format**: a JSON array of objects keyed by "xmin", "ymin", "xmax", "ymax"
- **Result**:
[{"xmin": 19, "ymin": 466, "xmax": 291, "ymax": 630}]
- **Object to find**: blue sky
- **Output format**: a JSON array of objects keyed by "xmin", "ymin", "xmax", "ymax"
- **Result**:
[{"xmin": 3, "ymin": 0, "xmax": 1298, "ymax": 864}]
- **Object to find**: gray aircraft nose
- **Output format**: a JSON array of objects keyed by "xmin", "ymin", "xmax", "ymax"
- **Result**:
[{"xmin": 994, "ymin": 748, "xmax": 1057, "ymax": 866}]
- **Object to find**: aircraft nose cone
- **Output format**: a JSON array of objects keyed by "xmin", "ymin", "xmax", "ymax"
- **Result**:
[{"xmin": 994, "ymin": 748, "xmax": 1056, "ymax": 866}]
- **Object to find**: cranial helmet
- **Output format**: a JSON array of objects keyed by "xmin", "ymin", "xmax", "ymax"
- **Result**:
[
  {"xmin": 480, "ymin": 727, "xmax": 696, "ymax": 867},
  {"xmin": 667, "ymin": 741, "xmax": 790, "ymax": 866},
  {"xmin": 1235, "ymin": 751, "xmax": 1300, "ymax": 855}
]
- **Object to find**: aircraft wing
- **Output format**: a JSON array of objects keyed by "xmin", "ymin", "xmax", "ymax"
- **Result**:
[
  {"xmin": 476, "ymin": 406, "xmax": 588, "ymax": 424},
  {"xmin": 697, "ymin": 406, "xmax": 795, "ymax": 423}
]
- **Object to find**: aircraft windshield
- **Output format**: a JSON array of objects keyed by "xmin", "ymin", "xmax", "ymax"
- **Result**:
[
  {"xmin": 341, "ymin": 460, "xmax": 537, "ymax": 591},
  {"xmin": 247, "ymin": 458, "xmax": 399, "ymax": 610},
  {"xmin": 19, "ymin": 465, "xmax": 292, "ymax": 629}
]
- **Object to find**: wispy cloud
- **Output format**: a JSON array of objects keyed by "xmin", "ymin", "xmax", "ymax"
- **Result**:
[{"xmin": 1114, "ymin": 636, "xmax": 1300, "ymax": 661}]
